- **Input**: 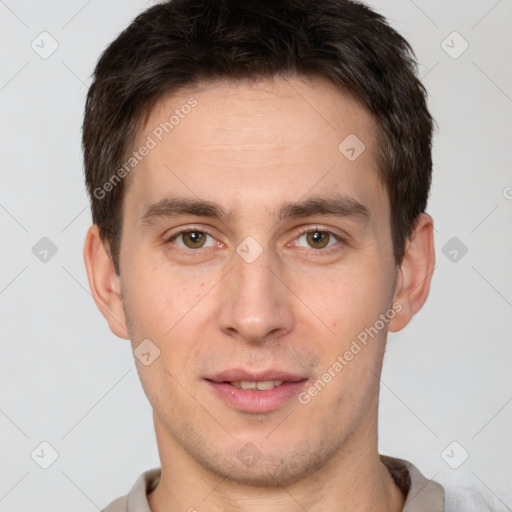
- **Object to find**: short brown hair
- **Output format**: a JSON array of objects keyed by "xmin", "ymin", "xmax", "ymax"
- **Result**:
[{"xmin": 83, "ymin": 0, "xmax": 434, "ymax": 274}]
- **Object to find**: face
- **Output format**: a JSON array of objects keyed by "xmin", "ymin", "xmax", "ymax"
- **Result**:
[{"xmin": 110, "ymin": 76, "xmax": 402, "ymax": 485}]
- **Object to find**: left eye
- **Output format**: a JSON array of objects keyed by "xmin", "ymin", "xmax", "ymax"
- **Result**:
[{"xmin": 295, "ymin": 230, "xmax": 340, "ymax": 250}]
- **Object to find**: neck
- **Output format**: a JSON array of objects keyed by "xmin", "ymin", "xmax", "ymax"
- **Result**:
[{"xmin": 147, "ymin": 412, "xmax": 405, "ymax": 512}]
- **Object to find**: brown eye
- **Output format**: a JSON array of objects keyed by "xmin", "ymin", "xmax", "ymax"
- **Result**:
[
  {"xmin": 306, "ymin": 230, "xmax": 331, "ymax": 249},
  {"xmin": 166, "ymin": 229, "xmax": 217, "ymax": 250},
  {"xmin": 293, "ymin": 228, "xmax": 343, "ymax": 254},
  {"xmin": 180, "ymin": 230, "xmax": 207, "ymax": 248}
]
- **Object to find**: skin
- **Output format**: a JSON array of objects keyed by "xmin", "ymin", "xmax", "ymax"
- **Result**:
[{"xmin": 84, "ymin": 75, "xmax": 435, "ymax": 512}]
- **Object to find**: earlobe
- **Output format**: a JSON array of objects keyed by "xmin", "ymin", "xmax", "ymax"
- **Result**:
[
  {"xmin": 388, "ymin": 213, "xmax": 435, "ymax": 333},
  {"xmin": 83, "ymin": 224, "xmax": 130, "ymax": 340}
]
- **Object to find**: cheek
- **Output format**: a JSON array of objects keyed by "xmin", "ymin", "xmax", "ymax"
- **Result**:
[
  {"xmin": 123, "ymin": 262, "xmax": 215, "ymax": 368},
  {"xmin": 297, "ymin": 261, "xmax": 393, "ymax": 343},
  {"xmin": 123, "ymin": 251, "xmax": 206, "ymax": 329}
]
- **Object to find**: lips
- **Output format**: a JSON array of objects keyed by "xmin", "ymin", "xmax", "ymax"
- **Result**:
[{"xmin": 205, "ymin": 369, "xmax": 308, "ymax": 413}]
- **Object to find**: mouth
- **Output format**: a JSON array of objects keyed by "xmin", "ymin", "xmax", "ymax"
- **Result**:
[
  {"xmin": 228, "ymin": 379, "xmax": 285, "ymax": 390},
  {"xmin": 205, "ymin": 370, "xmax": 308, "ymax": 413}
]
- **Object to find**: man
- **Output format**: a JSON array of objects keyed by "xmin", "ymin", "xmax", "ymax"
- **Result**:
[{"xmin": 82, "ymin": 0, "xmax": 481, "ymax": 510}]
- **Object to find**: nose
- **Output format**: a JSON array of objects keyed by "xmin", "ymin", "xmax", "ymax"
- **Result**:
[{"xmin": 217, "ymin": 246, "xmax": 294, "ymax": 345}]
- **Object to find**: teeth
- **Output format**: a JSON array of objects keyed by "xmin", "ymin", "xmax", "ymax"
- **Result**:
[
  {"xmin": 256, "ymin": 380, "xmax": 283, "ymax": 390},
  {"xmin": 230, "ymin": 380, "xmax": 284, "ymax": 390}
]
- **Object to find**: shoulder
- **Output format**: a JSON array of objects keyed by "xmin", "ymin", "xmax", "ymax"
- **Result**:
[
  {"xmin": 101, "ymin": 467, "xmax": 160, "ymax": 512},
  {"xmin": 444, "ymin": 484, "xmax": 508, "ymax": 512},
  {"xmin": 102, "ymin": 494, "xmax": 128, "ymax": 512}
]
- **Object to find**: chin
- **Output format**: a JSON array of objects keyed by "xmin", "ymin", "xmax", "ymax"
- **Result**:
[{"xmin": 192, "ymin": 438, "xmax": 335, "ymax": 488}]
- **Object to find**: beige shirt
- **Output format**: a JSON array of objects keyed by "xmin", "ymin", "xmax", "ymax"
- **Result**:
[{"xmin": 102, "ymin": 454, "xmax": 445, "ymax": 511}]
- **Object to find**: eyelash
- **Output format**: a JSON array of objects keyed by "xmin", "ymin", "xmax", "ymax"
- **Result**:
[{"xmin": 164, "ymin": 225, "xmax": 345, "ymax": 257}]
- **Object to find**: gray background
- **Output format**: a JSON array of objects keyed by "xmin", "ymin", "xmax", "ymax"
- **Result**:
[{"xmin": 0, "ymin": 0, "xmax": 511, "ymax": 510}]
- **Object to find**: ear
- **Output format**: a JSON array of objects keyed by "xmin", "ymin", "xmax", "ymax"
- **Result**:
[
  {"xmin": 83, "ymin": 224, "xmax": 130, "ymax": 339},
  {"xmin": 388, "ymin": 213, "xmax": 435, "ymax": 333}
]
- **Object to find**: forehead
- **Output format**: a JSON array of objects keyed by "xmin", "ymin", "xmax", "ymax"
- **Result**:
[{"xmin": 125, "ymin": 75, "xmax": 387, "ymax": 220}]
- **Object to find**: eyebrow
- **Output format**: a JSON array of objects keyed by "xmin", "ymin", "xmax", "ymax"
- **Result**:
[{"xmin": 140, "ymin": 194, "xmax": 371, "ymax": 226}]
